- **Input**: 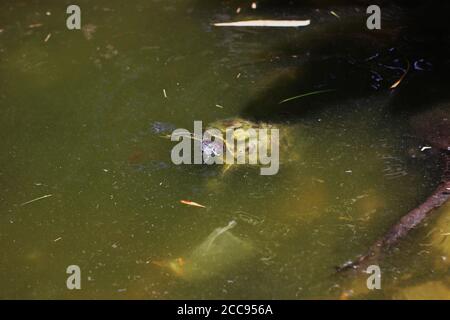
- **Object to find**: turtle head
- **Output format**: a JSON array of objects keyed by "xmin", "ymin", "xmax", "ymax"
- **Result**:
[{"xmin": 202, "ymin": 139, "xmax": 224, "ymax": 163}]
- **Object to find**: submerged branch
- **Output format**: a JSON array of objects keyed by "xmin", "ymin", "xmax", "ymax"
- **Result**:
[{"xmin": 338, "ymin": 153, "xmax": 450, "ymax": 272}]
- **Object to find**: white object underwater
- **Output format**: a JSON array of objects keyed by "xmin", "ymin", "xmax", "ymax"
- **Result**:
[
  {"xmin": 213, "ymin": 19, "xmax": 311, "ymax": 28},
  {"xmin": 165, "ymin": 220, "xmax": 254, "ymax": 281},
  {"xmin": 204, "ymin": 220, "xmax": 237, "ymax": 250}
]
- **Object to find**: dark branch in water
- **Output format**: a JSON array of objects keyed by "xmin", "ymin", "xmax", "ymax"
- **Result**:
[{"xmin": 338, "ymin": 152, "xmax": 450, "ymax": 272}]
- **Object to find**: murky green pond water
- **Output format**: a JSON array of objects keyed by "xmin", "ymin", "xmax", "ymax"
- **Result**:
[{"xmin": 1, "ymin": 0, "xmax": 449, "ymax": 299}]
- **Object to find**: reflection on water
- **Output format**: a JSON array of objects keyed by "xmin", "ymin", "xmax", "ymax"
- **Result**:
[{"xmin": 0, "ymin": 0, "xmax": 449, "ymax": 299}]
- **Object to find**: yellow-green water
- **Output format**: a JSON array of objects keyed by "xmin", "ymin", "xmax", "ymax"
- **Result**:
[{"xmin": 0, "ymin": 0, "xmax": 449, "ymax": 299}]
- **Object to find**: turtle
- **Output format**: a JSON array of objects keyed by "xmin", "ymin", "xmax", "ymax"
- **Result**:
[
  {"xmin": 149, "ymin": 117, "xmax": 300, "ymax": 176},
  {"xmin": 201, "ymin": 117, "xmax": 296, "ymax": 175}
]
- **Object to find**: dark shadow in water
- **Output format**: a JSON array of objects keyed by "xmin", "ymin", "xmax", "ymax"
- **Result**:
[
  {"xmin": 194, "ymin": 0, "xmax": 450, "ymax": 122},
  {"xmin": 188, "ymin": 0, "xmax": 450, "ymax": 297}
]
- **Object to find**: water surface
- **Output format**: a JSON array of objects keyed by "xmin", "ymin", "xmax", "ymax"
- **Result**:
[{"xmin": 0, "ymin": 0, "xmax": 449, "ymax": 299}]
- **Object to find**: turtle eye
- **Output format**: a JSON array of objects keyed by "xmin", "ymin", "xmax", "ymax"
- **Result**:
[{"xmin": 212, "ymin": 146, "xmax": 222, "ymax": 157}]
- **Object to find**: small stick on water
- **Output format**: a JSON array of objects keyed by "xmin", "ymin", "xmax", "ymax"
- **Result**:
[
  {"xmin": 180, "ymin": 200, "xmax": 206, "ymax": 208},
  {"xmin": 330, "ymin": 11, "xmax": 340, "ymax": 19},
  {"xmin": 213, "ymin": 20, "xmax": 311, "ymax": 28},
  {"xmin": 28, "ymin": 23, "xmax": 43, "ymax": 29},
  {"xmin": 20, "ymin": 194, "xmax": 53, "ymax": 206},
  {"xmin": 279, "ymin": 89, "xmax": 336, "ymax": 104}
]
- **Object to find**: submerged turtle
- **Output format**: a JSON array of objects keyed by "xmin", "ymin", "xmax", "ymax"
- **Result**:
[
  {"xmin": 201, "ymin": 117, "xmax": 296, "ymax": 175},
  {"xmin": 149, "ymin": 117, "xmax": 298, "ymax": 175}
]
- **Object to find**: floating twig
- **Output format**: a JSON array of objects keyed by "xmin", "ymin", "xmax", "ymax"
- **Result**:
[
  {"xmin": 180, "ymin": 200, "xmax": 206, "ymax": 208},
  {"xmin": 330, "ymin": 11, "xmax": 340, "ymax": 19},
  {"xmin": 279, "ymin": 89, "xmax": 336, "ymax": 104},
  {"xmin": 28, "ymin": 23, "xmax": 43, "ymax": 29},
  {"xmin": 20, "ymin": 194, "xmax": 53, "ymax": 206},
  {"xmin": 213, "ymin": 20, "xmax": 311, "ymax": 28}
]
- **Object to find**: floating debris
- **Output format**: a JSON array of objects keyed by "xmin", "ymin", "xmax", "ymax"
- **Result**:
[
  {"xmin": 180, "ymin": 200, "xmax": 206, "ymax": 208},
  {"xmin": 279, "ymin": 89, "xmax": 335, "ymax": 104},
  {"xmin": 214, "ymin": 20, "xmax": 311, "ymax": 28},
  {"xmin": 28, "ymin": 23, "xmax": 43, "ymax": 29},
  {"xmin": 330, "ymin": 11, "xmax": 340, "ymax": 19},
  {"xmin": 20, "ymin": 194, "xmax": 53, "ymax": 206},
  {"xmin": 390, "ymin": 60, "xmax": 410, "ymax": 89}
]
